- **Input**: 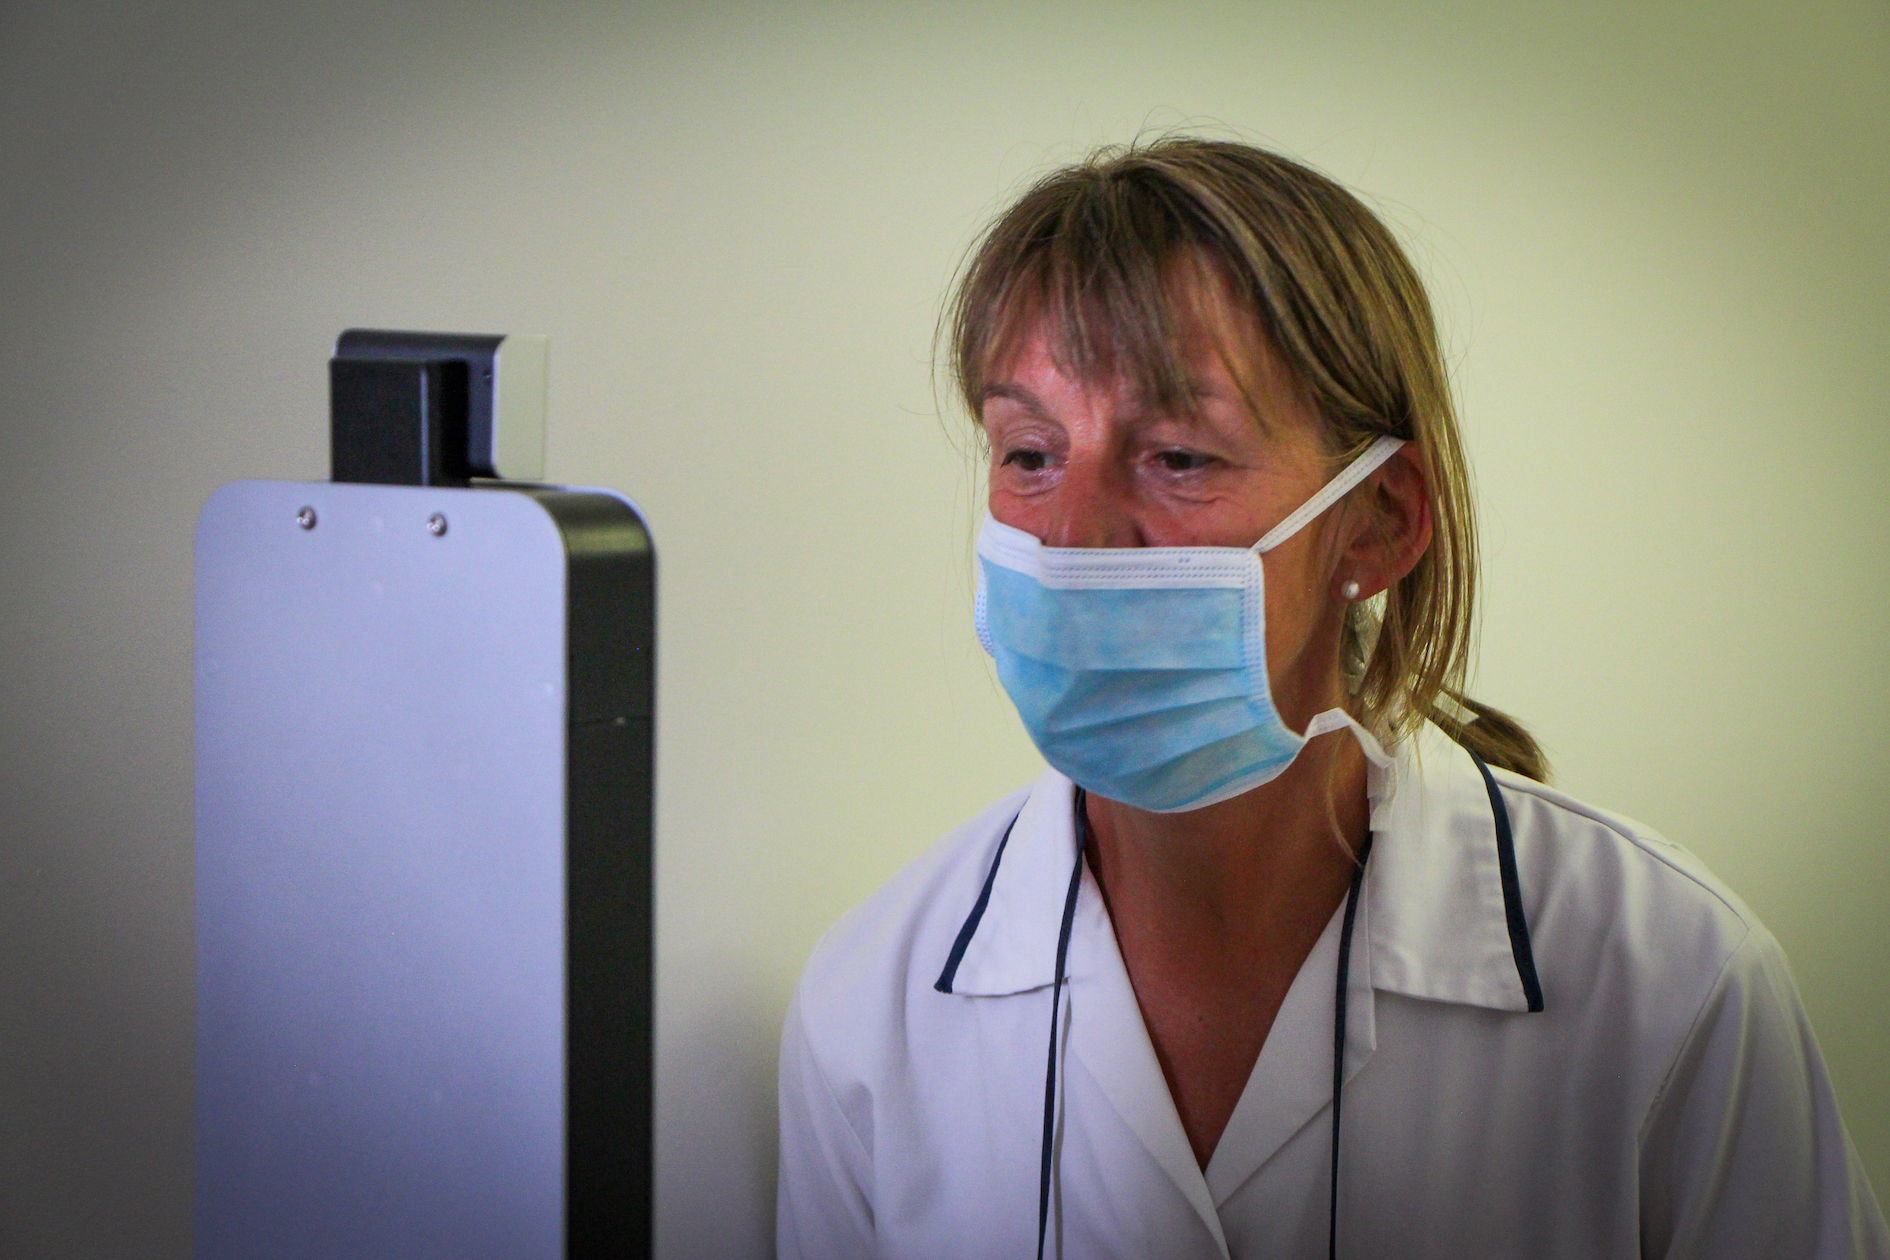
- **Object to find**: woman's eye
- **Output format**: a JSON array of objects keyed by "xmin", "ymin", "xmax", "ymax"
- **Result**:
[
  {"xmin": 1001, "ymin": 449, "xmax": 1048, "ymax": 472},
  {"xmin": 1156, "ymin": 449, "xmax": 1212, "ymax": 472}
]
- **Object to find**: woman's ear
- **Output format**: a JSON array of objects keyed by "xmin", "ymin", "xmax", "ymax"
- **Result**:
[{"xmin": 1342, "ymin": 443, "xmax": 1431, "ymax": 600}]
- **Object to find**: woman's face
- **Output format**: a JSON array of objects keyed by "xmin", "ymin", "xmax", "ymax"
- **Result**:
[
  {"xmin": 979, "ymin": 300, "xmax": 1418, "ymax": 728},
  {"xmin": 981, "ymin": 320, "xmax": 1330, "ymax": 551}
]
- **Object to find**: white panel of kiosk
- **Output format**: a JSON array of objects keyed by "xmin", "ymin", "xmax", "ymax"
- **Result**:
[{"xmin": 194, "ymin": 479, "xmax": 569, "ymax": 1259}]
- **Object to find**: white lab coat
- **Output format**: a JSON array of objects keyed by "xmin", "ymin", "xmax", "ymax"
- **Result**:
[{"xmin": 778, "ymin": 723, "xmax": 1888, "ymax": 1258}]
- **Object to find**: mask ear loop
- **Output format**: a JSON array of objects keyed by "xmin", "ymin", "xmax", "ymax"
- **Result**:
[{"xmin": 1254, "ymin": 435, "xmax": 1406, "ymax": 555}]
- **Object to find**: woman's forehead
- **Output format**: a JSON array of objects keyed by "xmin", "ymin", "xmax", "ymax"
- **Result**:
[{"xmin": 981, "ymin": 299, "xmax": 1303, "ymax": 423}]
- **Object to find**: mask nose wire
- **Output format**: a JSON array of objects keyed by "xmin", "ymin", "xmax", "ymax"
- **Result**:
[{"xmin": 1253, "ymin": 435, "xmax": 1406, "ymax": 554}]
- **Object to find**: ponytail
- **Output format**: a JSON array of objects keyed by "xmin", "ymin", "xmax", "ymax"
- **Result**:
[{"xmin": 1432, "ymin": 692, "xmax": 1549, "ymax": 782}]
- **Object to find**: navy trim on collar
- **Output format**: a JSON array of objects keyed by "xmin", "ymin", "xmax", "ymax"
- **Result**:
[
  {"xmin": 934, "ymin": 810, "xmax": 1023, "ymax": 995},
  {"xmin": 936, "ymin": 743, "xmax": 1547, "ymax": 1013},
  {"xmin": 1467, "ymin": 750, "xmax": 1545, "ymax": 1013}
]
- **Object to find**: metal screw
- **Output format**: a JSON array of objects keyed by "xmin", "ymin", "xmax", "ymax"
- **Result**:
[
  {"xmin": 427, "ymin": 513, "xmax": 448, "ymax": 537},
  {"xmin": 296, "ymin": 506, "xmax": 317, "ymax": 530}
]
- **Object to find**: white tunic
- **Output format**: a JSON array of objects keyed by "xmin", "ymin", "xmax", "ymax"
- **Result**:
[{"xmin": 778, "ymin": 724, "xmax": 1888, "ymax": 1258}]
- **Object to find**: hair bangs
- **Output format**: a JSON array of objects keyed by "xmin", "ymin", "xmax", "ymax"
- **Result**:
[{"xmin": 957, "ymin": 162, "xmax": 1233, "ymax": 423}]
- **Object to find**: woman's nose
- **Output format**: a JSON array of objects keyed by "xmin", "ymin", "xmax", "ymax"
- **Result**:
[{"xmin": 1040, "ymin": 457, "xmax": 1141, "ymax": 549}]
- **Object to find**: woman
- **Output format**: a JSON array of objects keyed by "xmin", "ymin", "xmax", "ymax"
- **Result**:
[{"xmin": 776, "ymin": 139, "xmax": 1887, "ymax": 1259}]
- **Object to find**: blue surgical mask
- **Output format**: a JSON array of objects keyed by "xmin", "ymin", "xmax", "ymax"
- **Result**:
[{"xmin": 975, "ymin": 435, "xmax": 1405, "ymax": 812}]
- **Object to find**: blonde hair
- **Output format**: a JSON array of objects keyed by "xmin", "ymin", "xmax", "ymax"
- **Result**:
[{"xmin": 946, "ymin": 137, "xmax": 1546, "ymax": 780}]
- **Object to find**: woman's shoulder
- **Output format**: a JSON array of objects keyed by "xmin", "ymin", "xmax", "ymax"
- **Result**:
[
  {"xmin": 1376, "ymin": 727, "xmax": 1776, "ymax": 1044},
  {"xmin": 1480, "ymin": 757, "xmax": 1783, "ymax": 1024},
  {"xmin": 1491, "ymin": 763, "xmax": 1761, "ymax": 938}
]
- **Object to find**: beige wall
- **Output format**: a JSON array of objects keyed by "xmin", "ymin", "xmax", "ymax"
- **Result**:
[{"xmin": 2, "ymin": 1, "xmax": 1884, "ymax": 1253}]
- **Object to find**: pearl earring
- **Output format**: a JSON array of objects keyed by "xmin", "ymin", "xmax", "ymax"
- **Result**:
[{"xmin": 1341, "ymin": 580, "xmax": 1361, "ymax": 601}]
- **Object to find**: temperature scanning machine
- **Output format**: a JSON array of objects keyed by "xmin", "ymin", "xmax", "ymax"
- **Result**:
[{"xmin": 194, "ymin": 331, "xmax": 654, "ymax": 1258}]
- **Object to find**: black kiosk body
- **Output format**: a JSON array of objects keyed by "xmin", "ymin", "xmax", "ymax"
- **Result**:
[{"xmin": 194, "ymin": 332, "xmax": 653, "ymax": 1258}]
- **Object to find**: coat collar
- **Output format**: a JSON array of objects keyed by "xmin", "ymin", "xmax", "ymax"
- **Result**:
[
  {"xmin": 1366, "ymin": 722, "xmax": 1541, "ymax": 1012},
  {"xmin": 935, "ymin": 766, "xmax": 1082, "ymax": 998},
  {"xmin": 935, "ymin": 724, "xmax": 1541, "ymax": 1248},
  {"xmin": 939, "ymin": 721, "xmax": 1539, "ymax": 1015}
]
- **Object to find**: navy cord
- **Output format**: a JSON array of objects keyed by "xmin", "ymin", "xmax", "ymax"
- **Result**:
[
  {"xmin": 1037, "ymin": 799, "xmax": 1087, "ymax": 1260},
  {"xmin": 1007, "ymin": 756, "xmax": 1530, "ymax": 1255},
  {"xmin": 1042, "ymin": 797, "xmax": 1374, "ymax": 1260},
  {"xmin": 1328, "ymin": 832, "xmax": 1374, "ymax": 1260}
]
